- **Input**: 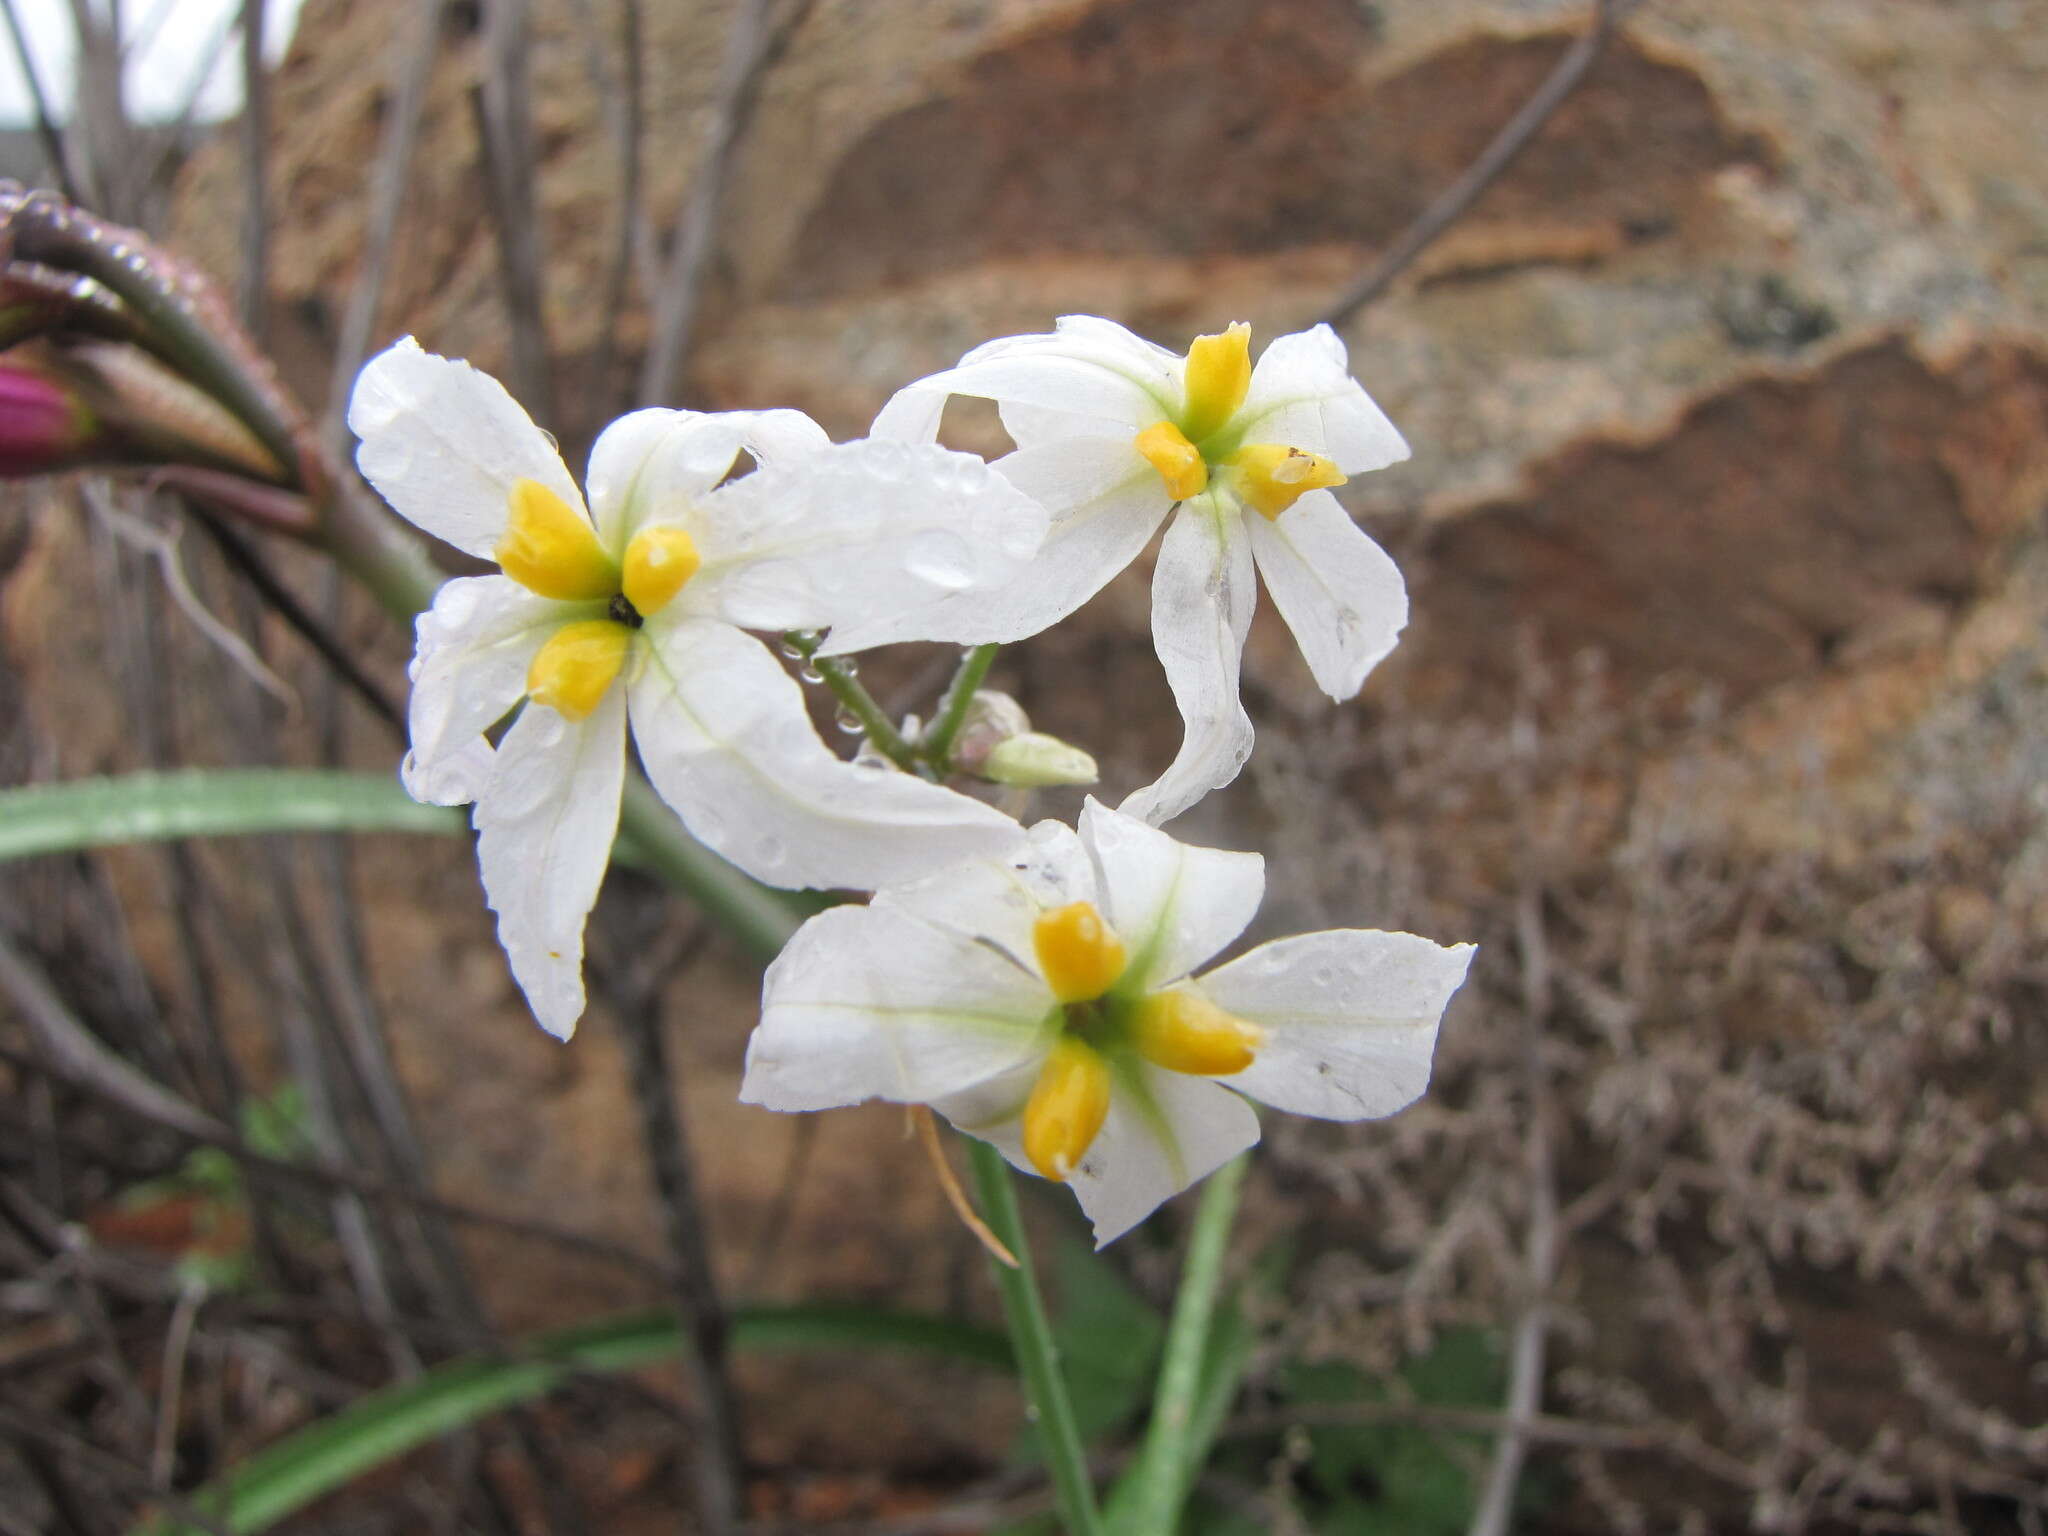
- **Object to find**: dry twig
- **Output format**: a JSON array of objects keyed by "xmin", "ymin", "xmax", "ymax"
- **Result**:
[
  {"xmin": 638, "ymin": 0, "xmax": 775, "ymax": 405},
  {"xmin": 1319, "ymin": 0, "xmax": 1646, "ymax": 325}
]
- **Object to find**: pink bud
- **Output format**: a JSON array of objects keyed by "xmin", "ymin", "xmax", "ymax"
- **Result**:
[{"xmin": 0, "ymin": 358, "xmax": 94, "ymax": 476}]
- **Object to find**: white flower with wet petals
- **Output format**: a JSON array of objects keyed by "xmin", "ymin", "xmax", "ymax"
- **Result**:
[
  {"xmin": 875, "ymin": 317, "xmax": 1411, "ymax": 825},
  {"xmin": 349, "ymin": 338, "xmax": 1048, "ymax": 1038},
  {"xmin": 740, "ymin": 799, "xmax": 1472, "ymax": 1245}
]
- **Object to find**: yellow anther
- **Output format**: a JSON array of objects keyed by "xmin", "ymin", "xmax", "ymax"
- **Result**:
[
  {"xmin": 497, "ymin": 478, "xmax": 619, "ymax": 601},
  {"xmin": 1179, "ymin": 321, "xmax": 1252, "ymax": 443},
  {"xmin": 1021, "ymin": 1037, "xmax": 1113, "ymax": 1183},
  {"xmin": 622, "ymin": 524, "xmax": 701, "ymax": 617},
  {"xmin": 1131, "ymin": 989, "xmax": 1265, "ymax": 1077},
  {"xmin": 1226, "ymin": 443, "xmax": 1347, "ymax": 521},
  {"xmin": 1033, "ymin": 901, "xmax": 1128, "ymax": 1004},
  {"xmin": 525, "ymin": 619, "xmax": 631, "ymax": 722},
  {"xmin": 1134, "ymin": 421, "xmax": 1209, "ymax": 501}
]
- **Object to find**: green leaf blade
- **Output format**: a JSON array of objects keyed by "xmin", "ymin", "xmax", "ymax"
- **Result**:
[{"xmin": 0, "ymin": 769, "xmax": 464, "ymax": 862}]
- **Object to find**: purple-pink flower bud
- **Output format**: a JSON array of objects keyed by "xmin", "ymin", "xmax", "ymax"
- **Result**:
[{"xmin": 0, "ymin": 357, "xmax": 94, "ymax": 476}]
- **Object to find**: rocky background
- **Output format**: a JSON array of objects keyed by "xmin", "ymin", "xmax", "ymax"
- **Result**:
[{"xmin": 5, "ymin": 0, "xmax": 2045, "ymax": 1530}]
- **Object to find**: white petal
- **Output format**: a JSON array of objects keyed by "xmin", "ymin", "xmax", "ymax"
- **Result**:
[
  {"xmin": 1078, "ymin": 799, "xmax": 1263, "ymax": 990},
  {"xmin": 1234, "ymin": 325, "xmax": 1410, "ymax": 475},
  {"xmin": 1199, "ymin": 930, "xmax": 1475, "ymax": 1121},
  {"xmin": 628, "ymin": 617, "xmax": 1026, "ymax": 890},
  {"xmin": 881, "ymin": 437, "xmax": 1173, "ymax": 649},
  {"xmin": 1245, "ymin": 488, "xmax": 1408, "ymax": 701},
  {"xmin": 685, "ymin": 438, "xmax": 1051, "ymax": 652},
  {"xmin": 997, "ymin": 398, "xmax": 1135, "ymax": 450},
  {"xmin": 348, "ymin": 337, "xmax": 584, "ymax": 560},
  {"xmin": 472, "ymin": 688, "xmax": 628, "ymax": 1040},
  {"xmin": 871, "ymin": 316, "xmax": 1178, "ymax": 443},
  {"xmin": 584, "ymin": 408, "xmax": 695, "ymax": 555},
  {"xmin": 402, "ymin": 575, "xmax": 569, "ymax": 805},
  {"xmin": 937, "ymin": 1060, "xmax": 1260, "ymax": 1248},
  {"xmin": 740, "ymin": 903, "xmax": 1052, "ymax": 1111},
  {"xmin": 876, "ymin": 819, "xmax": 1097, "ymax": 971},
  {"xmin": 867, "ymin": 382, "xmax": 947, "ymax": 445},
  {"xmin": 586, "ymin": 408, "xmax": 837, "ymax": 556},
  {"xmin": 1118, "ymin": 499, "xmax": 1257, "ymax": 827}
]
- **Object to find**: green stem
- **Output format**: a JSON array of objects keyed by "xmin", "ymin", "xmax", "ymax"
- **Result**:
[
  {"xmin": 965, "ymin": 1139, "xmax": 1103, "ymax": 1536},
  {"xmin": 135, "ymin": 1303, "xmax": 1014, "ymax": 1536},
  {"xmin": 920, "ymin": 643, "xmax": 999, "ymax": 773},
  {"xmin": 1118, "ymin": 1151, "xmax": 1249, "ymax": 1535},
  {"xmin": 781, "ymin": 630, "xmax": 925, "ymax": 776},
  {"xmin": 617, "ymin": 778, "xmax": 801, "ymax": 964},
  {"xmin": 322, "ymin": 484, "xmax": 446, "ymax": 616}
]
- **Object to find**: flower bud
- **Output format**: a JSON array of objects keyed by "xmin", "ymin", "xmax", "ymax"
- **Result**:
[
  {"xmin": 0, "ymin": 355, "xmax": 96, "ymax": 475},
  {"xmin": 980, "ymin": 731, "xmax": 1098, "ymax": 788},
  {"xmin": 943, "ymin": 689, "xmax": 1031, "ymax": 773}
]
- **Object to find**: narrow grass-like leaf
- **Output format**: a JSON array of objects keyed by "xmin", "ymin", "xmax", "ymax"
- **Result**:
[
  {"xmin": 0, "ymin": 770, "xmax": 463, "ymax": 862},
  {"xmin": 135, "ymin": 1304, "xmax": 1011, "ymax": 1535}
]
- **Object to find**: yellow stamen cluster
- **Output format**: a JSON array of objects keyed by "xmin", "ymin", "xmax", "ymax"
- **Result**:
[
  {"xmin": 1179, "ymin": 322, "xmax": 1253, "ymax": 443},
  {"xmin": 526, "ymin": 620, "xmax": 632, "ymax": 722},
  {"xmin": 622, "ymin": 525, "xmax": 701, "ymax": 617},
  {"xmin": 1018, "ymin": 901, "xmax": 1263, "ymax": 1182},
  {"xmin": 1133, "ymin": 421, "xmax": 1207, "ymax": 500},
  {"xmin": 1131, "ymin": 324, "xmax": 1341, "ymax": 520},
  {"xmin": 497, "ymin": 479, "xmax": 619, "ymax": 600},
  {"xmin": 1021, "ymin": 1036, "xmax": 1113, "ymax": 1184},
  {"xmin": 1130, "ymin": 989, "xmax": 1264, "ymax": 1076},
  {"xmin": 1226, "ymin": 443, "xmax": 1347, "ymax": 521},
  {"xmin": 498, "ymin": 482, "xmax": 706, "ymax": 721},
  {"xmin": 1033, "ymin": 902, "xmax": 1128, "ymax": 1006}
]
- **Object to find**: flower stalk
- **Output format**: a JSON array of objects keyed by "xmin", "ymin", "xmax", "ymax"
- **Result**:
[
  {"xmin": 921, "ymin": 642, "xmax": 999, "ymax": 772},
  {"xmin": 965, "ymin": 1138, "xmax": 1104, "ymax": 1536},
  {"xmin": 1115, "ymin": 1151, "xmax": 1250, "ymax": 1534},
  {"xmin": 780, "ymin": 629, "xmax": 924, "ymax": 775}
]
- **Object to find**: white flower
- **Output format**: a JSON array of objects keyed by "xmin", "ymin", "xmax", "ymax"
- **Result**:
[
  {"xmin": 740, "ymin": 798, "xmax": 1472, "ymax": 1245},
  {"xmin": 874, "ymin": 317, "xmax": 1412, "ymax": 826},
  {"xmin": 349, "ymin": 338, "xmax": 1049, "ymax": 1038}
]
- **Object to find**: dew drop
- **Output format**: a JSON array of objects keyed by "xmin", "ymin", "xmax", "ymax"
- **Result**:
[
  {"xmin": 834, "ymin": 705, "xmax": 864, "ymax": 735},
  {"xmin": 799, "ymin": 664, "xmax": 824, "ymax": 685}
]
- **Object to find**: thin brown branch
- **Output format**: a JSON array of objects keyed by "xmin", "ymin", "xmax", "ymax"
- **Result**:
[
  {"xmin": 1466, "ymin": 880, "xmax": 1563, "ymax": 1536},
  {"xmin": 237, "ymin": 0, "xmax": 270, "ymax": 338},
  {"xmin": 0, "ymin": 1398, "xmax": 234, "ymax": 1536},
  {"xmin": 596, "ymin": 914, "xmax": 747, "ymax": 1536},
  {"xmin": 326, "ymin": 0, "xmax": 448, "ymax": 433},
  {"xmin": 473, "ymin": 0, "xmax": 553, "ymax": 418},
  {"xmin": 1227, "ymin": 1398, "xmax": 1656, "ymax": 1453},
  {"xmin": 185, "ymin": 506, "xmax": 403, "ymax": 730},
  {"xmin": 1319, "ymin": 0, "xmax": 1645, "ymax": 326},
  {"xmin": 0, "ymin": 0, "xmax": 78, "ymax": 201},
  {"xmin": 562, "ymin": 0, "xmax": 647, "ymax": 412},
  {"xmin": 638, "ymin": 0, "xmax": 774, "ymax": 405},
  {"xmin": 0, "ymin": 1033, "xmax": 670, "ymax": 1281}
]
